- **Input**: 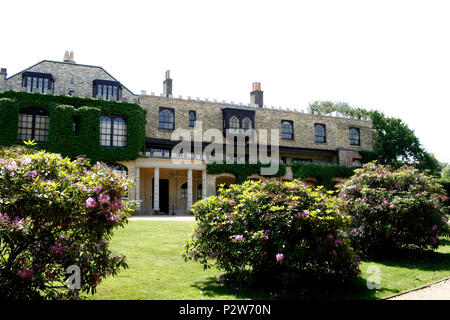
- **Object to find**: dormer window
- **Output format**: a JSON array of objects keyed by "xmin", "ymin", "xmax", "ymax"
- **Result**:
[
  {"xmin": 22, "ymin": 72, "xmax": 53, "ymax": 93},
  {"xmin": 229, "ymin": 116, "xmax": 240, "ymax": 134},
  {"xmin": 93, "ymin": 79, "xmax": 121, "ymax": 101},
  {"xmin": 242, "ymin": 117, "xmax": 252, "ymax": 133},
  {"xmin": 222, "ymin": 108, "xmax": 255, "ymax": 136}
]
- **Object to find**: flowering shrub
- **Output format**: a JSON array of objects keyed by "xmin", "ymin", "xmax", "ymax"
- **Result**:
[
  {"xmin": 339, "ymin": 163, "xmax": 450, "ymax": 257},
  {"xmin": 0, "ymin": 145, "xmax": 133, "ymax": 300},
  {"xmin": 184, "ymin": 179, "xmax": 360, "ymax": 287}
]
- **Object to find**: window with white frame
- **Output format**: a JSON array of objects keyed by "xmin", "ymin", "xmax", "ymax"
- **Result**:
[
  {"xmin": 100, "ymin": 115, "xmax": 127, "ymax": 147},
  {"xmin": 159, "ymin": 108, "xmax": 175, "ymax": 130},
  {"xmin": 17, "ymin": 108, "xmax": 49, "ymax": 142},
  {"xmin": 281, "ymin": 120, "xmax": 293, "ymax": 140}
]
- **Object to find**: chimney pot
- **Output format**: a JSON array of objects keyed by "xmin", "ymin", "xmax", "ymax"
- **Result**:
[
  {"xmin": 64, "ymin": 50, "xmax": 75, "ymax": 63},
  {"xmin": 252, "ymin": 82, "xmax": 261, "ymax": 91}
]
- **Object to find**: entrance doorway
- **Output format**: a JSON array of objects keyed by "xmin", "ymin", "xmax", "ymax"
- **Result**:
[{"xmin": 152, "ymin": 179, "xmax": 169, "ymax": 214}]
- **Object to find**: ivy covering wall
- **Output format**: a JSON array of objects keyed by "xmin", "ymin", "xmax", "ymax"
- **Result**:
[{"xmin": 0, "ymin": 91, "xmax": 146, "ymax": 163}]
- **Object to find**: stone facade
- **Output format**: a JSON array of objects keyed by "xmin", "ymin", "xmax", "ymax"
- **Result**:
[
  {"xmin": 140, "ymin": 95, "xmax": 372, "ymax": 164},
  {"xmin": 1, "ymin": 60, "xmax": 137, "ymax": 102}
]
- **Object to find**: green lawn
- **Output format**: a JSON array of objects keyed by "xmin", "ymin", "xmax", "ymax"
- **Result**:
[{"xmin": 91, "ymin": 220, "xmax": 450, "ymax": 300}]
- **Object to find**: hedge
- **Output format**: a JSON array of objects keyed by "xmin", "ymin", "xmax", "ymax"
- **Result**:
[
  {"xmin": 0, "ymin": 91, "xmax": 146, "ymax": 163},
  {"xmin": 207, "ymin": 161, "xmax": 356, "ymax": 189},
  {"xmin": 290, "ymin": 162, "xmax": 355, "ymax": 189},
  {"xmin": 207, "ymin": 162, "xmax": 286, "ymax": 184}
]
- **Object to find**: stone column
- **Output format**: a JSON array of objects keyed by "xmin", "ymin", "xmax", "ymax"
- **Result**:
[
  {"xmin": 135, "ymin": 167, "xmax": 140, "ymax": 201},
  {"xmin": 202, "ymin": 170, "xmax": 207, "ymax": 199},
  {"xmin": 135, "ymin": 167, "xmax": 141, "ymax": 214},
  {"xmin": 187, "ymin": 169, "xmax": 193, "ymax": 213},
  {"xmin": 154, "ymin": 168, "xmax": 160, "ymax": 215},
  {"xmin": 207, "ymin": 176, "xmax": 217, "ymax": 197}
]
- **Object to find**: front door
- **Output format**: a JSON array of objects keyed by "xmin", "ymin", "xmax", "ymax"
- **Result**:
[{"xmin": 152, "ymin": 179, "xmax": 169, "ymax": 214}]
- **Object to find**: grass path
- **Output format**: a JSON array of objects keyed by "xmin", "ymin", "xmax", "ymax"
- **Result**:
[{"xmin": 92, "ymin": 220, "xmax": 450, "ymax": 300}]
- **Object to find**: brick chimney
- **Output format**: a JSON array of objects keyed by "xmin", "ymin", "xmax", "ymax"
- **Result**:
[
  {"xmin": 0, "ymin": 68, "xmax": 6, "ymax": 80},
  {"xmin": 0, "ymin": 68, "xmax": 6, "ymax": 91},
  {"xmin": 250, "ymin": 82, "xmax": 263, "ymax": 108},
  {"xmin": 163, "ymin": 70, "xmax": 172, "ymax": 97}
]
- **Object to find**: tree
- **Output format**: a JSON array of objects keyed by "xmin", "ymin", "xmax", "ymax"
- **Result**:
[
  {"xmin": 0, "ymin": 144, "xmax": 133, "ymax": 300},
  {"xmin": 441, "ymin": 164, "xmax": 450, "ymax": 182},
  {"xmin": 308, "ymin": 101, "xmax": 442, "ymax": 176}
]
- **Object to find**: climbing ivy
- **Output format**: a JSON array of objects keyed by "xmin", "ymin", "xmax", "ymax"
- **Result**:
[{"xmin": 0, "ymin": 91, "xmax": 146, "ymax": 163}]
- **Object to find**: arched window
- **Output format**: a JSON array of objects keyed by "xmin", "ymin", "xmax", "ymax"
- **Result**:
[
  {"xmin": 349, "ymin": 127, "xmax": 360, "ymax": 146},
  {"xmin": 17, "ymin": 108, "xmax": 49, "ymax": 142},
  {"xmin": 281, "ymin": 120, "xmax": 293, "ymax": 140},
  {"xmin": 189, "ymin": 110, "xmax": 196, "ymax": 127},
  {"xmin": 197, "ymin": 184, "xmax": 203, "ymax": 200},
  {"xmin": 314, "ymin": 123, "xmax": 326, "ymax": 143},
  {"xmin": 100, "ymin": 115, "xmax": 127, "ymax": 147},
  {"xmin": 229, "ymin": 116, "xmax": 240, "ymax": 134},
  {"xmin": 159, "ymin": 108, "xmax": 174, "ymax": 130},
  {"xmin": 242, "ymin": 117, "xmax": 252, "ymax": 133},
  {"xmin": 108, "ymin": 163, "xmax": 128, "ymax": 177},
  {"xmin": 180, "ymin": 182, "xmax": 187, "ymax": 199},
  {"xmin": 352, "ymin": 159, "xmax": 363, "ymax": 168}
]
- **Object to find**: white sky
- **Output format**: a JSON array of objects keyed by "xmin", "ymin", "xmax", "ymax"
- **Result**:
[{"xmin": 2, "ymin": 0, "xmax": 449, "ymax": 164}]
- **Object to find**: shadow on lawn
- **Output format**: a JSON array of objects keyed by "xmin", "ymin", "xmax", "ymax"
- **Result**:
[
  {"xmin": 191, "ymin": 247, "xmax": 450, "ymax": 300},
  {"xmin": 367, "ymin": 248, "xmax": 450, "ymax": 272},
  {"xmin": 192, "ymin": 274, "xmax": 382, "ymax": 300}
]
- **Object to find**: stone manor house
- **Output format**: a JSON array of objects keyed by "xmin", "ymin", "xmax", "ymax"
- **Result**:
[{"xmin": 0, "ymin": 52, "xmax": 373, "ymax": 215}]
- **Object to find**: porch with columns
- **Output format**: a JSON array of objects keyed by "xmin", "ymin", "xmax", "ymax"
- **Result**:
[{"xmin": 132, "ymin": 159, "xmax": 209, "ymax": 215}]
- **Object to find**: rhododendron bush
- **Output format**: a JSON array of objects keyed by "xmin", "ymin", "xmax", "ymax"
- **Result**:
[
  {"xmin": 339, "ymin": 163, "xmax": 450, "ymax": 257},
  {"xmin": 184, "ymin": 179, "xmax": 360, "ymax": 287},
  {"xmin": 0, "ymin": 145, "xmax": 133, "ymax": 300}
]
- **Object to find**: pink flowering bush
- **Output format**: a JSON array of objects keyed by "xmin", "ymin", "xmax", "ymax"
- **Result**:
[
  {"xmin": 339, "ymin": 162, "xmax": 450, "ymax": 257},
  {"xmin": 0, "ymin": 145, "xmax": 133, "ymax": 300},
  {"xmin": 184, "ymin": 179, "xmax": 360, "ymax": 288}
]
